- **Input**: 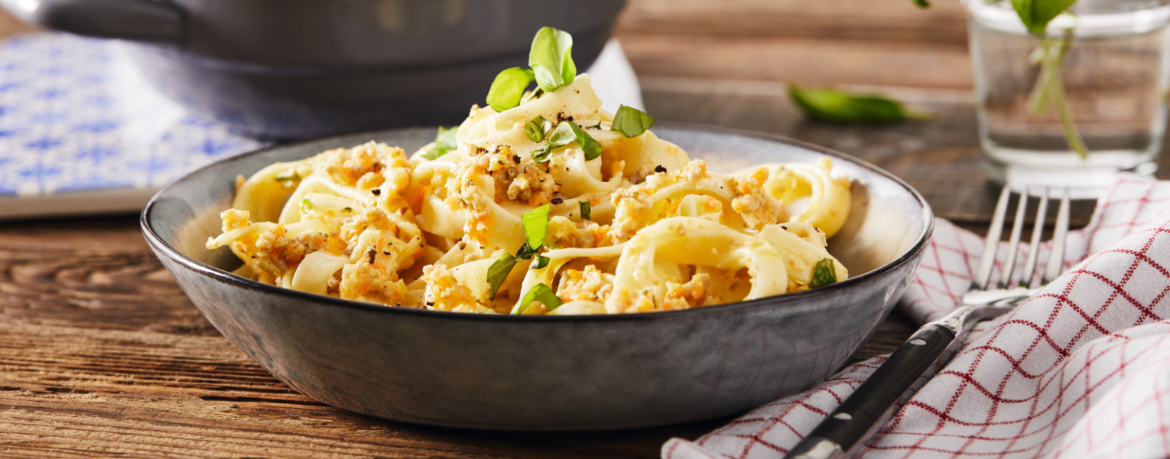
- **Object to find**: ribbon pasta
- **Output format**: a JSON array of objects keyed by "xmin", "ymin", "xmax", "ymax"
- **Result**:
[{"xmin": 207, "ymin": 74, "xmax": 853, "ymax": 315}]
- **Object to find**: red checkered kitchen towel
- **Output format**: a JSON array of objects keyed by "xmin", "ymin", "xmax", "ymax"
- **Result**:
[{"xmin": 664, "ymin": 176, "xmax": 1170, "ymax": 459}]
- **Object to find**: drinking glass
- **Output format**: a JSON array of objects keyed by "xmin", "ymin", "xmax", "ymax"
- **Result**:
[{"xmin": 967, "ymin": 0, "xmax": 1170, "ymax": 198}]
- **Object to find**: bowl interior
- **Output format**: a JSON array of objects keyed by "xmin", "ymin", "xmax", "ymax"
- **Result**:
[{"xmin": 148, "ymin": 125, "xmax": 930, "ymax": 301}]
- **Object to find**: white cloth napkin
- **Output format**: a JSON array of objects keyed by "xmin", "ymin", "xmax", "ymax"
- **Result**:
[{"xmin": 664, "ymin": 175, "xmax": 1170, "ymax": 459}]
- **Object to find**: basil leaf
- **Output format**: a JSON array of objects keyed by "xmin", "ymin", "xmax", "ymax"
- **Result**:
[
  {"xmin": 529, "ymin": 26, "xmax": 576, "ymax": 93},
  {"xmin": 515, "ymin": 242, "xmax": 537, "ymax": 260},
  {"xmin": 579, "ymin": 201, "xmax": 591, "ymax": 220},
  {"xmin": 532, "ymin": 122, "xmax": 601, "ymax": 162},
  {"xmin": 532, "ymin": 255, "xmax": 550, "ymax": 269},
  {"xmin": 521, "ymin": 204, "xmax": 550, "ymax": 249},
  {"xmin": 611, "ymin": 105, "xmax": 656, "ymax": 138},
  {"xmin": 513, "ymin": 282, "xmax": 563, "ymax": 315},
  {"xmin": 486, "ymin": 67, "xmax": 535, "ymax": 112},
  {"xmin": 274, "ymin": 171, "xmax": 300, "ymax": 183},
  {"xmin": 547, "ymin": 121, "xmax": 577, "ymax": 148},
  {"xmin": 1012, "ymin": 0, "xmax": 1076, "ymax": 35},
  {"xmin": 421, "ymin": 126, "xmax": 459, "ymax": 160},
  {"xmin": 487, "ymin": 253, "xmax": 518, "ymax": 300},
  {"xmin": 531, "ymin": 144, "xmax": 554, "ymax": 163},
  {"xmin": 300, "ymin": 198, "xmax": 312, "ymax": 214},
  {"xmin": 525, "ymin": 116, "xmax": 549, "ymax": 143},
  {"xmin": 567, "ymin": 122, "xmax": 603, "ymax": 160},
  {"xmin": 789, "ymin": 85, "xmax": 920, "ymax": 124},
  {"xmin": 912, "ymin": 0, "xmax": 929, "ymax": 7},
  {"xmin": 808, "ymin": 258, "xmax": 838, "ymax": 289}
]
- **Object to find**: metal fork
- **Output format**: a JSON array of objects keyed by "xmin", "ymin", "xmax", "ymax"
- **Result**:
[{"xmin": 785, "ymin": 186, "xmax": 1071, "ymax": 459}]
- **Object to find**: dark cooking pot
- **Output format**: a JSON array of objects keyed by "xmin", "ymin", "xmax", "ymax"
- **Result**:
[{"xmin": 0, "ymin": 0, "xmax": 626, "ymax": 139}]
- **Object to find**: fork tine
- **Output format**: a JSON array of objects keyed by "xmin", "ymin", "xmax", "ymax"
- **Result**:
[
  {"xmin": 1022, "ymin": 187, "xmax": 1049, "ymax": 289},
  {"xmin": 974, "ymin": 186, "xmax": 1012, "ymax": 290},
  {"xmin": 1042, "ymin": 188, "xmax": 1071, "ymax": 284},
  {"xmin": 1000, "ymin": 190, "xmax": 1029, "ymax": 288}
]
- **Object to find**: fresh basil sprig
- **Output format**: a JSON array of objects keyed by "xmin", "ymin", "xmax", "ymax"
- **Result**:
[
  {"xmin": 789, "ymin": 85, "xmax": 924, "ymax": 124},
  {"xmin": 808, "ymin": 258, "xmax": 838, "ymax": 289},
  {"xmin": 486, "ymin": 67, "xmax": 536, "ymax": 112},
  {"xmin": 421, "ymin": 126, "xmax": 459, "ymax": 160},
  {"xmin": 611, "ymin": 105, "xmax": 656, "ymax": 138},
  {"xmin": 529, "ymin": 27, "xmax": 577, "ymax": 93},
  {"xmin": 485, "ymin": 27, "xmax": 578, "ymax": 112},
  {"xmin": 513, "ymin": 283, "xmax": 563, "ymax": 315},
  {"xmin": 1012, "ymin": 0, "xmax": 1077, "ymax": 35}
]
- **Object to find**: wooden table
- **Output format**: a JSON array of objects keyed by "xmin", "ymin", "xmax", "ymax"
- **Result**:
[{"xmin": 3, "ymin": 1, "xmax": 1168, "ymax": 457}]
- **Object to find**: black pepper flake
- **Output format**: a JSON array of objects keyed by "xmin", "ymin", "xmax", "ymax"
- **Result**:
[
  {"xmin": 371, "ymin": 189, "xmax": 381, "ymax": 196},
  {"xmin": 426, "ymin": 301, "xmax": 435, "ymax": 307},
  {"xmin": 383, "ymin": 251, "xmax": 392, "ymax": 255},
  {"xmin": 512, "ymin": 155, "xmax": 521, "ymax": 163},
  {"xmin": 654, "ymin": 165, "xmax": 667, "ymax": 173},
  {"xmin": 551, "ymin": 197, "xmax": 564, "ymax": 205},
  {"xmin": 367, "ymin": 249, "xmax": 377, "ymax": 264}
]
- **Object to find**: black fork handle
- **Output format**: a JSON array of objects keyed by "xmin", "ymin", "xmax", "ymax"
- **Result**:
[{"xmin": 785, "ymin": 304, "xmax": 1010, "ymax": 459}]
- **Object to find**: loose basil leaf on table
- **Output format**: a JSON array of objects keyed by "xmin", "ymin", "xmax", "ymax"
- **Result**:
[
  {"xmin": 421, "ymin": 126, "xmax": 459, "ymax": 160},
  {"xmin": 611, "ymin": 105, "xmax": 656, "ymax": 138},
  {"xmin": 486, "ymin": 67, "xmax": 535, "ymax": 112},
  {"xmin": 529, "ymin": 26, "xmax": 577, "ymax": 93},
  {"xmin": 788, "ymin": 85, "xmax": 922, "ymax": 124}
]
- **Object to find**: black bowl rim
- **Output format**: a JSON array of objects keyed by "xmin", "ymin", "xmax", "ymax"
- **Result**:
[{"xmin": 140, "ymin": 122, "xmax": 935, "ymax": 323}]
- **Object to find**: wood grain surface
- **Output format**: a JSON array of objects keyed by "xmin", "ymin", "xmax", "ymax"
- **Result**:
[{"xmin": 2, "ymin": 0, "xmax": 1168, "ymax": 457}]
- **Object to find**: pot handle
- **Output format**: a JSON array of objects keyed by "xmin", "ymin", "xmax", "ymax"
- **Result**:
[{"xmin": 1, "ymin": 0, "xmax": 184, "ymax": 44}]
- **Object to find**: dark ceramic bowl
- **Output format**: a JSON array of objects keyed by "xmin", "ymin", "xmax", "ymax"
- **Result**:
[
  {"xmin": 1, "ymin": 0, "xmax": 626, "ymax": 139},
  {"xmin": 141, "ymin": 125, "xmax": 933, "ymax": 431}
]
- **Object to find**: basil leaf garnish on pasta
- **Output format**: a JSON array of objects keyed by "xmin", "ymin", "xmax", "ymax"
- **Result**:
[
  {"xmin": 274, "ymin": 171, "xmax": 300, "ymax": 183},
  {"xmin": 788, "ymin": 85, "xmax": 923, "ymax": 124},
  {"xmin": 299, "ymin": 198, "xmax": 312, "ymax": 214},
  {"xmin": 526, "ymin": 116, "xmax": 550, "ymax": 143},
  {"xmin": 522, "ymin": 204, "xmax": 550, "ymax": 249},
  {"xmin": 579, "ymin": 201, "xmax": 591, "ymax": 220},
  {"xmin": 529, "ymin": 26, "xmax": 576, "ymax": 93},
  {"xmin": 421, "ymin": 126, "xmax": 459, "ymax": 160},
  {"xmin": 515, "ymin": 242, "xmax": 537, "ymax": 260},
  {"xmin": 532, "ymin": 255, "xmax": 550, "ymax": 269},
  {"xmin": 808, "ymin": 258, "xmax": 838, "ymax": 289},
  {"xmin": 611, "ymin": 105, "xmax": 656, "ymax": 138},
  {"xmin": 568, "ymin": 121, "xmax": 603, "ymax": 160},
  {"xmin": 486, "ymin": 67, "xmax": 535, "ymax": 112},
  {"xmin": 487, "ymin": 253, "xmax": 518, "ymax": 300},
  {"xmin": 513, "ymin": 283, "xmax": 563, "ymax": 315}
]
